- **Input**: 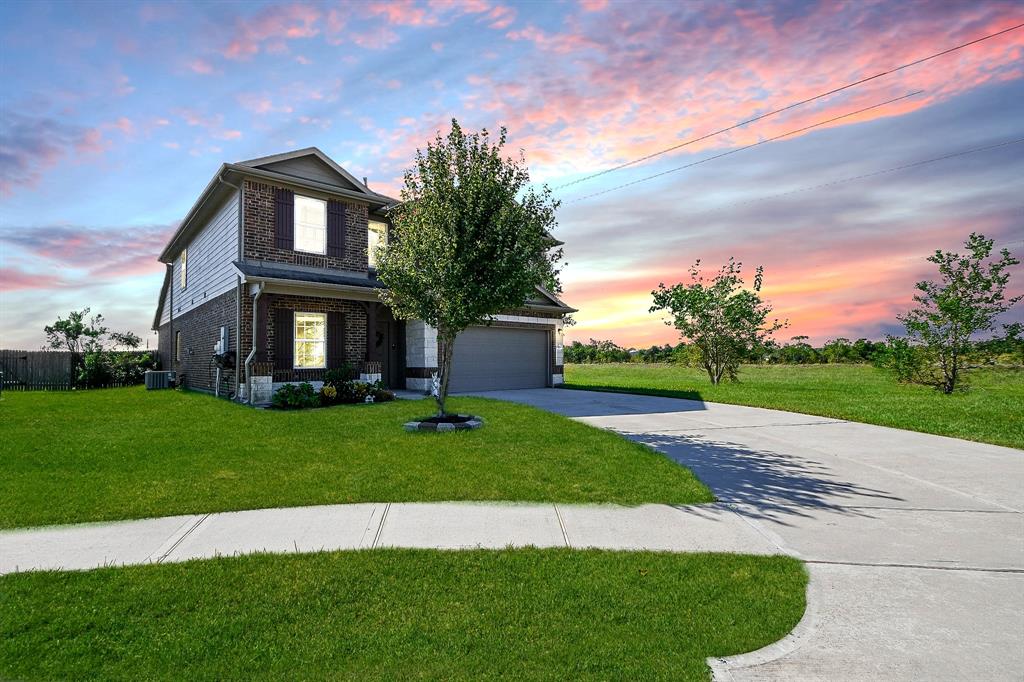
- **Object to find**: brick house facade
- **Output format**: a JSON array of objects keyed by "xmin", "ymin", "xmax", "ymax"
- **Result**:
[{"xmin": 153, "ymin": 147, "xmax": 575, "ymax": 403}]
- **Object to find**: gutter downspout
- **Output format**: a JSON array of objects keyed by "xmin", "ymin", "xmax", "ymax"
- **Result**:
[{"xmin": 244, "ymin": 281, "xmax": 263, "ymax": 404}]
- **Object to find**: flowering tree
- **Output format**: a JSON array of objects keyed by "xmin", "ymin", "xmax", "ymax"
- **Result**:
[{"xmin": 376, "ymin": 120, "xmax": 562, "ymax": 416}]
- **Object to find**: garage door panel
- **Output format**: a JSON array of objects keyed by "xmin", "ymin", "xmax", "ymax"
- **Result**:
[{"xmin": 450, "ymin": 326, "xmax": 549, "ymax": 392}]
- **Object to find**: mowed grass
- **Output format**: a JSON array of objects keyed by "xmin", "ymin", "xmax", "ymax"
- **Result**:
[
  {"xmin": 0, "ymin": 548, "xmax": 806, "ymax": 681},
  {"xmin": 0, "ymin": 387, "xmax": 711, "ymax": 529},
  {"xmin": 566, "ymin": 363, "xmax": 1024, "ymax": 449}
]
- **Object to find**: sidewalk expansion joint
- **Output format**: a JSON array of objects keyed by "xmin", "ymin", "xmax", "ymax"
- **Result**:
[
  {"xmin": 370, "ymin": 503, "xmax": 391, "ymax": 549},
  {"xmin": 553, "ymin": 504, "xmax": 572, "ymax": 548},
  {"xmin": 155, "ymin": 514, "xmax": 209, "ymax": 564}
]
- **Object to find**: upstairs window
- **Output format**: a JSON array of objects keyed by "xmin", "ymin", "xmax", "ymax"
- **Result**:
[
  {"xmin": 294, "ymin": 312, "xmax": 326, "ymax": 369},
  {"xmin": 180, "ymin": 248, "xmax": 188, "ymax": 289},
  {"xmin": 294, "ymin": 195, "xmax": 327, "ymax": 254},
  {"xmin": 368, "ymin": 221, "xmax": 387, "ymax": 268}
]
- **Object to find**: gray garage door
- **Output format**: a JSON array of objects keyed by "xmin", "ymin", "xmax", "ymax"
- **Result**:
[{"xmin": 449, "ymin": 326, "xmax": 549, "ymax": 392}]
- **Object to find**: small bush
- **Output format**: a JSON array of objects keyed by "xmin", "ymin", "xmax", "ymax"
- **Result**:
[
  {"xmin": 875, "ymin": 336, "xmax": 928, "ymax": 384},
  {"xmin": 324, "ymin": 363, "xmax": 355, "ymax": 386},
  {"xmin": 272, "ymin": 382, "xmax": 321, "ymax": 410}
]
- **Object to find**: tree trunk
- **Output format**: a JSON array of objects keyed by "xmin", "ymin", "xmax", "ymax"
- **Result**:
[{"xmin": 435, "ymin": 329, "xmax": 457, "ymax": 416}]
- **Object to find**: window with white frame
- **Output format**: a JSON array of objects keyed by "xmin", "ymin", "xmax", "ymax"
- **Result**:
[
  {"xmin": 180, "ymin": 248, "xmax": 188, "ymax": 289},
  {"xmin": 294, "ymin": 312, "xmax": 326, "ymax": 369},
  {"xmin": 294, "ymin": 195, "xmax": 327, "ymax": 254},
  {"xmin": 367, "ymin": 221, "xmax": 387, "ymax": 268}
]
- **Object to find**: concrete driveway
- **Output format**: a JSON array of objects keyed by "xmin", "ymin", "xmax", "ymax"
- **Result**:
[{"xmin": 468, "ymin": 388, "xmax": 1024, "ymax": 681}]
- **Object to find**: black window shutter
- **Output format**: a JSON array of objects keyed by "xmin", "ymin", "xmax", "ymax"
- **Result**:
[
  {"xmin": 326, "ymin": 200, "xmax": 346, "ymax": 258},
  {"xmin": 274, "ymin": 308, "xmax": 293, "ymax": 370},
  {"xmin": 327, "ymin": 311, "xmax": 345, "ymax": 368},
  {"xmin": 275, "ymin": 188, "xmax": 294, "ymax": 250}
]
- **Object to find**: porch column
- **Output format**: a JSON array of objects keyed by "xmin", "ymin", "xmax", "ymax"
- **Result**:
[{"xmin": 365, "ymin": 301, "xmax": 378, "ymax": 362}]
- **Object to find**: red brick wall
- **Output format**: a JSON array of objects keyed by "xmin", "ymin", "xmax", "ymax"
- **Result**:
[
  {"xmin": 242, "ymin": 179, "xmax": 369, "ymax": 272},
  {"xmin": 238, "ymin": 284, "xmax": 368, "ymax": 380},
  {"xmin": 157, "ymin": 289, "xmax": 238, "ymax": 394}
]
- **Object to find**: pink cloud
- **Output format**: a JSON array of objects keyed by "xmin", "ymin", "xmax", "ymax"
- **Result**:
[
  {"xmin": 0, "ymin": 267, "xmax": 69, "ymax": 292},
  {"xmin": 431, "ymin": 41, "xmax": 444, "ymax": 52},
  {"xmin": 222, "ymin": 4, "xmax": 320, "ymax": 60},
  {"xmin": 366, "ymin": 0, "xmax": 437, "ymax": 26},
  {"xmin": 486, "ymin": 5, "xmax": 516, "ymax": 29},
  {"xmin": 352, "ymin": 27, "xmax": 400, "ymax": 49},
  {"xmin": 237, "ymin": 92, "xmax": 293, "ymax": 115},
  {"xmin": 0, "ymin": 114, "xmax": 115, "ymax": 196},
  {"xmin": 457, "ymin": 2, "xmax": 1024, "ymax": 184},
  {"xmin": 579, "ymin": 0, "xmax": 608, "ymax": 11},
  {"xmin": 0, "ymin": 224, "xmax": 175, "ymax": 281},
  {"xmin": 187, "ymin": 58, "xmax": 216, "ymax": 75}
]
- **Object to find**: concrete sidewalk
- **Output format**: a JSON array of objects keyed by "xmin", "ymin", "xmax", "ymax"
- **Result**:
[{"xmin": 0, "ymin": 501, "xmax": 780, "ymax": 575}]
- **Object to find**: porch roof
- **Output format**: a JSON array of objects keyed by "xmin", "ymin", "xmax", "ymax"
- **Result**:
[{"xmin": 232, "ymin": 260, "xmax": 386, "ymax": 290}]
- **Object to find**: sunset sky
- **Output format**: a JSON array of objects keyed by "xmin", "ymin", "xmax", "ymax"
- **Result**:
[{"xmin": 1, "ymin": 0, "xmax": 1022, "ymax": 350}]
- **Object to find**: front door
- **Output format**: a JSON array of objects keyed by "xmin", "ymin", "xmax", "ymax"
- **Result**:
[{"xmin": 374, "ymin": 310, "xmax": 404, "ymax": 389}]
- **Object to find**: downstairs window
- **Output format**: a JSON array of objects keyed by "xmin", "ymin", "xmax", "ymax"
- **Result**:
[{"xmin": 294, "ymin": 312, "xmax": 326, "ymax": 369}]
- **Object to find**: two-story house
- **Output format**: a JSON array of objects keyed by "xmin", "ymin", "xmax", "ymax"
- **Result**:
[{"xmin": 152, "ymin": 148, "xmax": 575, "ymax": 403}]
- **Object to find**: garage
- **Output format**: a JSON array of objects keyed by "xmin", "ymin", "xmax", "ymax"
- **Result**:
[{"xmin": 448, "ymin": 325, "xmax": 550, "ymax": 392}]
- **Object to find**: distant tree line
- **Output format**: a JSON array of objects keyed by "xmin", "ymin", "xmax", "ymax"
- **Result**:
[{"xmin": 565, "ymin": 332, "xmax": 1023, "ymax": 369}]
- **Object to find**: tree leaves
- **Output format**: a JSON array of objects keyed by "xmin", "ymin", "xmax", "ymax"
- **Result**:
[{"xmin": 376, "ymin": 119, "xmax": 563, "ymax": 414}]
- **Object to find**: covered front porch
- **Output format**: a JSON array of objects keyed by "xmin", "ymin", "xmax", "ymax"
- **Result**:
[{"xmin": 235, "ymin": 261, "xmax": 405, "ymax": 402}]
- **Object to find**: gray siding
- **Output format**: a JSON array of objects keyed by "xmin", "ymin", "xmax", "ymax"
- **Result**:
[
  {"xmin": 258, "ymin": 157, "xmax": 359, "ymax": 191},
  {"xmin": 160, "ymin": 190, "xmax": 239, "ymax": 326}
]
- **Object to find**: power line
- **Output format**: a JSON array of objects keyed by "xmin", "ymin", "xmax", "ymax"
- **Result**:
[
  {"xmin": 553, "ymin": 21, "xmax": 1024, "ymax": 191},
  {"xmin": 673, "ymin": 137, "xmax": 1024, "ymax": 218},
  {"xmin": 567, "ymin": 90, "xmax": 924, "ymax": 203}
]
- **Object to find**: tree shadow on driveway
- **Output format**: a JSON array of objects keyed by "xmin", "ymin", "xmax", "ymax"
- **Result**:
[{"xmin": 628, "ymin": 432, "xmax": 904, "ymax": 525}]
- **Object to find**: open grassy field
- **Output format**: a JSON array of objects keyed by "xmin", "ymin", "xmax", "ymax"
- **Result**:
[
  {"xmin": 565, "ymin": 363, "xmax": 1024, "ymax": 449},
  {"xmin": 0, "ymin": 387, "xmax": 711, "ymax": 529},
  {"xmin": 0, "ymin": 548, "xmax": 806, "ymax": 681}
]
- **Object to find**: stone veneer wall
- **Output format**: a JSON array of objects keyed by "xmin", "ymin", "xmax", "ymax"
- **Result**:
[
  {"xmin": 157, "ymin": 288, "xmax": 238, "ymax": 394},
  {"xmin": 242, "ymin": 179, "xmax": 369, "ymax": 273}
]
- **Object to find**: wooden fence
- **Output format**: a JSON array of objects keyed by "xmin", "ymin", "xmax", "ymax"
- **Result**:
[{"xmin": 0, "ymin": 350, "xmax": 151, "ymax": 391}]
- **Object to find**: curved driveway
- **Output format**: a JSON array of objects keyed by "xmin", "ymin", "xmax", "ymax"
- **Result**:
[{"xmin": 468, "ymin": 388, "xmax": 1024, "ymax": 681}]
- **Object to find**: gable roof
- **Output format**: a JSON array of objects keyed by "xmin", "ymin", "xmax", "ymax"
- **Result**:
[
  {"xmin": 238, "ymin": 147, "xmax": 376, "ymax": 196},
  {"xmin": 157, "ymin": 148, "xmax": 398, "ymax": 263}
]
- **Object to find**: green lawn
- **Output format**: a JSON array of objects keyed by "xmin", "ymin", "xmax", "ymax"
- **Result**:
[
  {"xmin": 565, "ymin": 363, "xmax": 1024, "ymax": 449},
  {"xmin": 0, "ymin": 387, "xmax": 711, "ymax": 529},
  {"xmin": 0, "ymin": 548, "xmax": 806, "ymax": 681}
]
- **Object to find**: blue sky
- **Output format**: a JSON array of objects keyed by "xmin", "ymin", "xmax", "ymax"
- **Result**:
[{"xmin": 1, "ymin": 0, "xmax": 1022, "ymax": 349}]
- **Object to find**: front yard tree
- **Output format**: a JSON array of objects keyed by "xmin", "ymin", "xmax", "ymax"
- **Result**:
[
  {"xmin": 651, "ymin": 259, "xmax": 786, "ymax": 384},
  {"xmin": 376, "ymin": 119, "xmax": 562, "ymax": 416},
  {"xmin": 899, "ymin": 233, "xmax": 1021, "ymax": 394}
]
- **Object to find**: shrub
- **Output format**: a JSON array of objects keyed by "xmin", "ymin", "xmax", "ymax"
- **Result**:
[
  {"xmin": 76, "ymin": 350, "xmax": 156, "ymax": 388},
  {"xmin": 324, "ymin": 363, "xmax": 355, "ymax": 386},
  {"xmin": 875, "ymin": 336, "xmax": 928, "ymax": 384},
  {"xmin": 371, "ymin": 382, "xmax": 396, "ymax": 403},
  {"xmin": 320, "ymin": 384, "xmax": 338, "ymax": 405},
  {"xmin": 272, "ymin": 382, "xmax": 321, "ymax": 409}
]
